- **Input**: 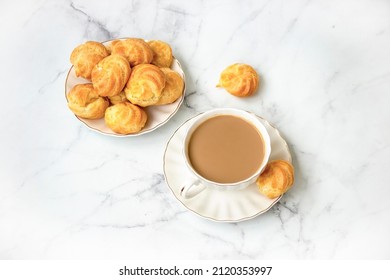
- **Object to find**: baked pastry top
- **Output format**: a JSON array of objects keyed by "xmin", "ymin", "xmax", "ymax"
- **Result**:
[
  {"xmin": 91, "ymin": 55, "xmax": 131, "ymax": 97},
  {"xmin": 108, "ymin": 91, "xmax": 127, "ymax": 105},
  {"xmin": 70, "ymin": 41, "xmax": 109, "ymax": 79},
  {"xmin": 111, "ymin": 38, "xmax": 153, "ymax": 67},
  {"xmin": 125, "ymin": 64, "xmax": 166, "ymax": 107},
  {"xmin": 67, "ymin": 83, "xmax": 109, "ymax": 119},
  {"xmin": 217, "ymin": 63, "xmax": 259, "ymax": 97},
  {"xmin": 104, "ymin": 102, "xmax": 147, "ymax": 134},
  {"xmin": 256, "ymin": 160, "xmax": 294, "ymax": 199},
  {"xmin": 147, "ymin": 40, "xmax": 173, "ymax": 68},
  {"xmin": 155, "ymin": 68, "xmax": 184, "ymax": 105}
]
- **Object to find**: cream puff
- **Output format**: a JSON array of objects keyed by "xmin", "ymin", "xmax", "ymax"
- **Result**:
[
  {"xmin": 217, "ymin": 63, "xmax": 259, "ymax": 97},
  {"xmin": 124, "ymin": 64, "xmax": 166, "ymax": 107},
  {"xmin": 111, "ymin": 38, "xmax": 153, "ymax": 67},
  {"xmin": 70, "ymin": 41, "xmax": 109, "ymax": 79},
  {"xmin": 147, "ymin": 40, "xmax": 173, "ymax": 68},
  {"xmin": 67, "ymin": 83, "xmax": 109, "ymax": 119},
  {"xmin": 256, "ymin": 160, "xmax": 294, "ymax": 199},
  {"xmin": 155, "ymin": 68, "xmax": 184, "ymax": 105},
  {"xmin": 108, "ymin": 91, "xmax": 127, "ymax": 105},
  {"xmin": 91, "ymin": 54, "xmax": 131, "ymax": 97},
  {"xmin": 104, "ymin": 102, "xmax": 147, "ymax": 134}
]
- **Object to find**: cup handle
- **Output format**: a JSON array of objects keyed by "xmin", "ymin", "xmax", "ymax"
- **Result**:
[{"xmin": 180, "ymin": 180, "xmax": 206, "ymax": 199}]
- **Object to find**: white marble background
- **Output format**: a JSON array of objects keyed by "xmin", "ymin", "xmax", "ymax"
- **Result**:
[{"xmin": 0, "ymin": 0, "xmax": 389, "ymax": 259}]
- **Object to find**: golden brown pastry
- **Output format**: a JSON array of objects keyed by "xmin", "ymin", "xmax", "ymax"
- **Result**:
[
  {"xmin": 104, "ymin": 41, "xmax": 114, "ymax": 54},
  {"xmin": 67, "ymin": 83, "xmax": 109, "ymax": 119},
  {"xmin": 147, "ymin": 40, "xmax": 173, "ymax": 68},
  {"xmin": 108, "ymin": 91, "xmax": 127, "ymax": 105},
  {"xmin": 104, "ymin": 102, "xmax": 147, "ymax": 134},
  {"xmin": 70, "ymin": 41, "xmax": 109, "ymax": 79},
  {"xmin": 155, "ymin": 68, "xmax": 184, "ymax": 105},
  {"xmin": 256, "ymin": 160, "xmax": 294, "ymax": 199},
  {"xmin": 217, "ymin": 63, "xmax": 259, "ymax": 97},
  {"xmin": 111, "ymin": 38, "xmax": 153, "ymax": 67},
  {"xmin": 124, "ymin": 64, "xmax": 166, "ymax": 107},
  {"xmin": 91, "ymin": 55, "xmax": 131, "ymax": 97}
]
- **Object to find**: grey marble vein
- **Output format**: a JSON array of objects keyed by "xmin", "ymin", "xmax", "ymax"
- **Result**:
[{"xmin": 69, "ymin": 1, "xmax": 116, "ymax": 39}]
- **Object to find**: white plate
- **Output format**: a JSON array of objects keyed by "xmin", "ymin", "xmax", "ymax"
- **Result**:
[
  {"xmin": 163, "ymin": 113, "xmax": 292, "ymax": 222},
  {"xmin": 65, "ymin": 39, "xmax": 186, "ymax": 137}
]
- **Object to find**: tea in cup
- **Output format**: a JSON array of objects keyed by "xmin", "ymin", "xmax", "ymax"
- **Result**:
[{"xmin": 181, "ymin": 108, "xmax": 271, "ymax": 198}]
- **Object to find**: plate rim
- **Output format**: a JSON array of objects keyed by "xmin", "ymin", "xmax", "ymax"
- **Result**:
[
  {"xmin": 162, "ymin": 111, "xmax": 291, "ymax": 223},
  {"xmin": 64, "ymin": 38, "xmax": 186, "ymax": 137}
]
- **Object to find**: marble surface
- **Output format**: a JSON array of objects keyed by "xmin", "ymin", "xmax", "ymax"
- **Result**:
[{"xmin": 1, "ymin": 0, "xmax": 389, "ymax": 259}]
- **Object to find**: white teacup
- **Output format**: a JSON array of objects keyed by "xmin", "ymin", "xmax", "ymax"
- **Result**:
[{"xmin": 180, "ymin": 108, "xmax": 271, "ymax": 199}]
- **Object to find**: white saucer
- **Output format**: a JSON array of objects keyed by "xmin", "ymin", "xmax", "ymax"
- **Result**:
[
  {"xmin": 163, "ymin": 113, "xmax": 292, "ymax": 222},
  {"xmin": 65, "ymin": 39, "xmax": 185, "ymax": 137}
]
